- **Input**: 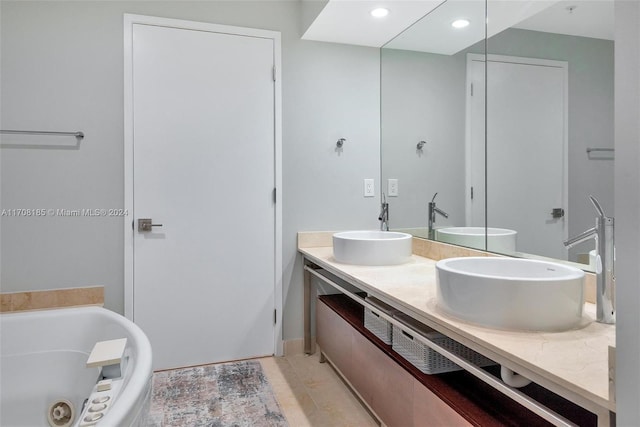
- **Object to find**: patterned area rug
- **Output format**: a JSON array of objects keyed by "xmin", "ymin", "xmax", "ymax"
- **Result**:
[{"xmin": 147, "ymin": 359, "xmax": 288, "ymax": 427}]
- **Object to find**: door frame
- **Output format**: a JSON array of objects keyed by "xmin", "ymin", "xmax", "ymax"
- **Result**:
[
  {"xmin": 464, "ymin": 53, "xmax": 486, "ymax": 227},
  {"xmin": 465, "ymin": 53, "xmax": 569, "ymax": 249},
  {"xmin": 123, "ymin": 14, "xmax": 283, "ymax": 355}
]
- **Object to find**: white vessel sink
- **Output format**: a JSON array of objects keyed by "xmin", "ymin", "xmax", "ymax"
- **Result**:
[
  {"xmin": 435, "ymin": 227, "xmax": 517, "ymax": 254},
  {"xmin": 436, "ymin": 257, "xmax": 585, "ymax": 331},
  {"xmin": 333, "ymin": 231, "xmax": 412, "ymax": 266}
]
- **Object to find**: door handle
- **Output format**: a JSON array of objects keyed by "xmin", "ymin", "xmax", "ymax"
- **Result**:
[
  {"xmin": 551, "ymin": 208, "xmax": 565, "ymax": 219},
  {"xmin": 138, "ymin": 218, "xmax": 163, "ymax": 232}
]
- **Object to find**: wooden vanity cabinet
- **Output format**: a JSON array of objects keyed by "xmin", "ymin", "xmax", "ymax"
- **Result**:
[
  {"xmin": 317, "ymin": 294, "xmax": 596, "ymax": 427},
  {"xmin": 318, "ymin": 297, "xmax": 472, "ymax": 426}
]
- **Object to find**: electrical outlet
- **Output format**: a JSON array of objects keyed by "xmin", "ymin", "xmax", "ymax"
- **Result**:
[
  {"xmin": 388, "ymin": 179, "xmax": 398, "ymax": 197},
  {"xmin": 364, "ymin": 179, "xmax": 375, "ymax": 197}
]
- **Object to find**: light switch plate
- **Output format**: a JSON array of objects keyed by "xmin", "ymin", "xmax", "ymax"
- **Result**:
[
  {"xmin": 364, "ymin": 179, "xmax": 375, "ymax": 197},
  {"xmin": 388, "ymin": 179, "xmax": 398, "ymax": 197}
]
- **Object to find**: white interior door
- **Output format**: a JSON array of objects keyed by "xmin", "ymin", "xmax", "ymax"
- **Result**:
[
  {"xmin": 128, "ymin": 20, "xmax": 277, "ymax": 370},
  {"xmin": 468, "ymin": 55, "xmax": 568, "ymax": 258}
]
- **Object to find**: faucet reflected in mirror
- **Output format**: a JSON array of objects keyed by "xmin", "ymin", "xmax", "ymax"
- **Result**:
[
  {"xmin": 564, "ymin": 196, "xmax": 615, "ymax": 324},
  {"xmin": 379, "ymin": 194, "xmax": 389, "ymax": 231},
  {"xmin": 428, "ymin": 193, "xmax": 449, "ymax": 239}
]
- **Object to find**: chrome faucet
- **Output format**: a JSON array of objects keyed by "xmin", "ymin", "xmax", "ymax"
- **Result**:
[
  {"xmin": 379, "ymin": 194, "xmax": 389, "ymax": 231},
  {"xmin": 428, "ymin": 193, "xmax": 449, "ymax": 239},
  {"xmin": 564, "ymin": 196, "xmax": 615, "ymax": 324}
]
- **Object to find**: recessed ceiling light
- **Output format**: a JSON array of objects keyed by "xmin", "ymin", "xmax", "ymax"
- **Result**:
[
  {"xmin": 451, "ymin": 19, "xmax": 470, "ymax": 29},
  {"xmin": 370, "ymin": 8, "xmax": 390, "ymax": 18}
]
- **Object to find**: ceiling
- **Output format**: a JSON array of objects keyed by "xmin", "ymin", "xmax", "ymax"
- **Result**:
[
  {"xmin": 301, "ymin": 0, "xmax": 446, "ymax": 47},
  {"xmin": 302, "ymin": 0, "xmax": 614, "ymax": 54},
  {"xmin": 513, "ymin": 0, "xmax": 614, "ymax": 41},
  {"xmin": 383, "ymin": 0, "xmax": 485, "ymax": 54}
]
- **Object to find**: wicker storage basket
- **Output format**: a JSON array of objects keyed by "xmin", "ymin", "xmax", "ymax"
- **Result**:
[
  {"xmin": 392, "ymin": 314, "xmax": 496, "ymax": 375},
  {"xmin": 363, "ymin": 296, "xmax": 397, "ymax": 345}
]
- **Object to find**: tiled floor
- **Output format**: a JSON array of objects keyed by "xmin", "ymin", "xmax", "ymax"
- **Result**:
[{"xmin": 260, "ymin": 353, "xmax": 379, "ymax": 427}]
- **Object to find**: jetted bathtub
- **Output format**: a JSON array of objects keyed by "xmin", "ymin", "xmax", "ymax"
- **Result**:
[{"xmin": 1, "ymin": 306, "xmax": 152, "ymax": 426}]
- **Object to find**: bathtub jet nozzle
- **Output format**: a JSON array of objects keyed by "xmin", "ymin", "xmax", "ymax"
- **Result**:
[{"xmin": 47, "ymin": 399, "xmax": 75, "ymax": 427}]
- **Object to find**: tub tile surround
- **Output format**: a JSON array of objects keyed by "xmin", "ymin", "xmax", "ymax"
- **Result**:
[
  {"xmin": 0, "ymin": 286, "xmax": 104, "ymax": 313},
  {"xmin": 297, "ymin": 231, "xmax": 614, "ymax": 417}
]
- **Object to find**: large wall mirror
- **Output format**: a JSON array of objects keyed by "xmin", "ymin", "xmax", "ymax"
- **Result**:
[
  {"xmin": 381, "ymin": 1, "xmax": 486, "ymax": 247},
  {"xmin": 382, "ymin": 0, "xmax": 614, "ymax": 272}
]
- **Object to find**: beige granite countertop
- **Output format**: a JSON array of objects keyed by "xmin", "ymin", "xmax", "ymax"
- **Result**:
[{"xmin": 299, "ymin": 243, "xmax": 616, "ymax": 414}]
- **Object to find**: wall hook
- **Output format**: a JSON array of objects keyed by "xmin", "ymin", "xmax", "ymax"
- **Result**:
[
  {"xmin": 417, "ymin": 140, "xmax": 426, "ymax": 150},
  {"xmin": 336, "ymin": 138, "xmax": 346, "ymax": 148}
]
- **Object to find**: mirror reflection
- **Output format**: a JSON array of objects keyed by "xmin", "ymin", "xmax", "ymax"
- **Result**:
[
  {"xmin": 485, "ymin": 0, "xmax": 614, "ymax": 267},
  {"xmin": 381, "ymin": 0, "xmax": 614, "ymax": 271},
  {"xmin": 380, "ymin": 1, "xmax": 486, "ymax": 243}
]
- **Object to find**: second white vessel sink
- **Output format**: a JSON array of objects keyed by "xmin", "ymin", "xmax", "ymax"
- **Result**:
[
  {"xmin": 333, "ymin": 230, "xmax": 412, "ymax": 266},
  {"xmin": 436, "ymin": 257, "xmax": 585, "ymax": 331}
]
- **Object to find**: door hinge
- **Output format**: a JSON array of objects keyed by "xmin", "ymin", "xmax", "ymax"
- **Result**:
[
  {"xmin": 272, "ymin": 66, "xmax": 276, "ymax": 82},
  {"xmin": 470, "ymin": 82, "xmax": 474, "ymax": 96},
  {"xmin": 274, "ymin": 309, "xmax": 277, "ymax": 324},
  {"xmin": 273, "ymin": 187, "xmax": 276, "ymax": 203},
  {"xmin": 471, "ymin": 186, "xmax": 474, "ymax": 200}
]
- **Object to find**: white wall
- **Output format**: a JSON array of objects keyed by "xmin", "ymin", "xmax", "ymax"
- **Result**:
[
  {"xmin": 0, "ymin": 1, "xmax": 380, "ymax": 343},
  {"xmin": 614, "ymin": 0, "xmax": 640, "ymax": 424}
]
